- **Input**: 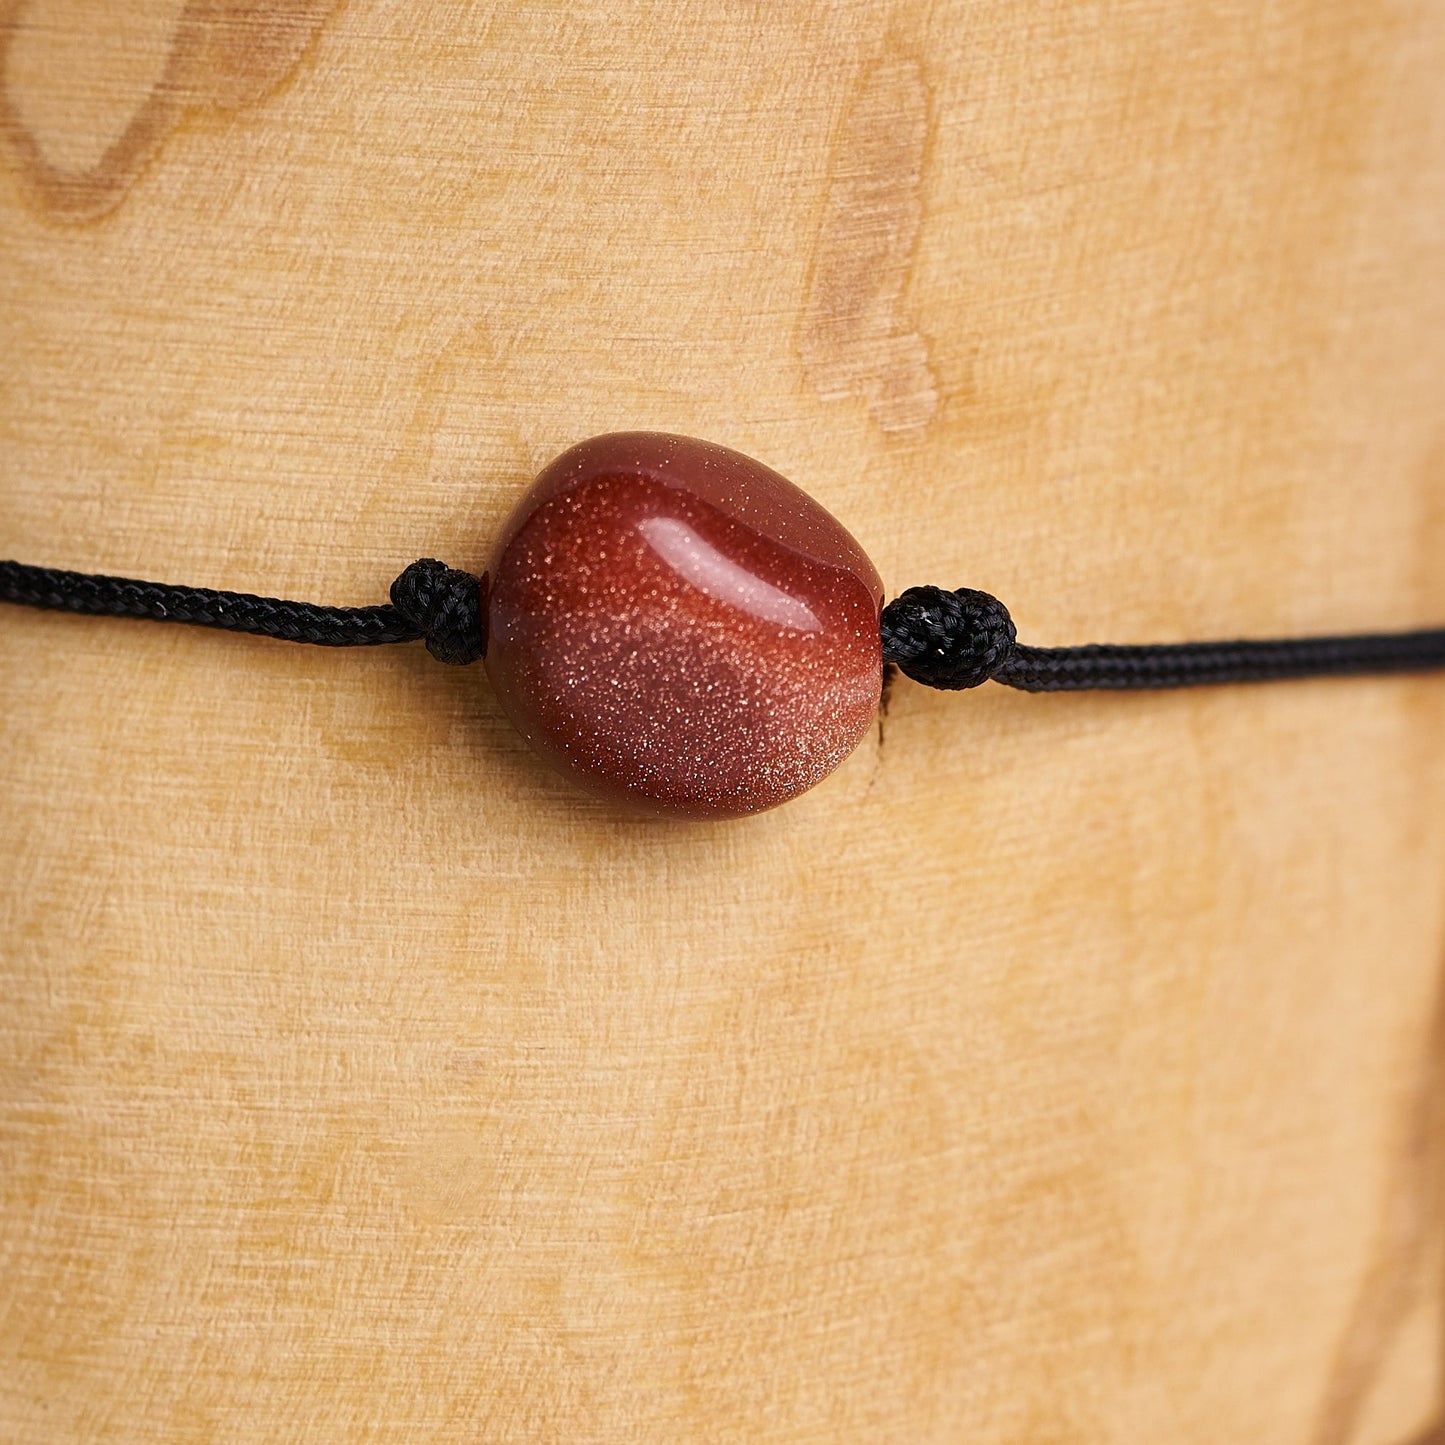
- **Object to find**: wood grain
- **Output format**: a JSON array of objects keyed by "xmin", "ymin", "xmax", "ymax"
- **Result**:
[{"xmin": 1, "ymin": 1, "xmax": 1444, "ymax": 1440}]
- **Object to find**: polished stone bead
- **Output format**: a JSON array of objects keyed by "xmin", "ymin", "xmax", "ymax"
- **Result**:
[{"xmin": 483, "ymin": 432, "xmax": 883, "ymax": 817}]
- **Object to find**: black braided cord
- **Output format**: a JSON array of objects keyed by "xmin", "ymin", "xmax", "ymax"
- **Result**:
[
  {"xmin": 879, "ymin": 585, "xmax": 1445, "ymax": 692},
  {"xmin": 0, "ymin": 558, "xmax": 486, "ymax": 665},
  {"xmin": 4, "ymin": 562, "xmax": 1443, "ymax": 692}
]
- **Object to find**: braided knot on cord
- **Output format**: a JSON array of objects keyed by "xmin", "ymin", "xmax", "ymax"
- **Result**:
[
  {"xmin": 389, "ymin": 559, "xmax": 486, "ymax": 665},
  {"xmin": 880, "ymin": 585, "xmax": 1017, "ymax": 690}
]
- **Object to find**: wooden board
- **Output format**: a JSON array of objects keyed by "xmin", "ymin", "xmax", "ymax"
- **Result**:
[{"xmin": 2, "ymin": 1, "xmax": 1444, "ymax": 1439}]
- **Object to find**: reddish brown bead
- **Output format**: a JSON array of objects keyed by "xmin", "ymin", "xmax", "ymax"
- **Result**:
[{"xmin": 483, "ymin": 432, "xmax": 883, "ymax": 817}]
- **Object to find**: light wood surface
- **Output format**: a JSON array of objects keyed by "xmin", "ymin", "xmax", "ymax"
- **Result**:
[{"xmin": 2, "ymin": 2, "xmax": 1444, "ymax": 1440}]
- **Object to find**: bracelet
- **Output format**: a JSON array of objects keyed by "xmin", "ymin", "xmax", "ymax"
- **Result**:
[{"xmin": 4, "ymin": 431, "xmax": 1443, "ymax": 819}]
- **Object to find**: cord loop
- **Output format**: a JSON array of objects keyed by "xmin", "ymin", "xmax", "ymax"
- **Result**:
[
  {"xmin": 389, "ymin": 560, "xmax": 486, "ymax": 665},
  {"xmin": 880, "ymin": 585, "xmax": 1017, "ymax": 690}
]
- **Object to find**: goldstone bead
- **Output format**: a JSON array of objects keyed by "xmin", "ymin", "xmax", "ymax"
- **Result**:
[{"xmin": 483, "ymin": 432, "xmax": 883, "ymax": 818}]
